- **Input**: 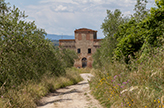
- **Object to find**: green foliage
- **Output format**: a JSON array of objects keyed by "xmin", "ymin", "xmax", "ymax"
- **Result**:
[
  {"xmin": 0, "ymin": 1, "xmax": 79, "ymax": 107},
  {"xmin": 133, "ymin": 0, "xmax": 149, "ymax": 22},
  {"xmin": 91, "ymin": 0, "xmax": 164, "ymax": 107},
  {"xmin": 93, "ymin": 9, "xmax": 128, "ymax": 68},
  {"xmin": 0, "ymin": 68, "xmax": 82, "ymax": 108},
  {"xmin": 113, "ymin": 19, "xmax": 145, "ymax": 62},
  {"xmin": 0, "ymin": 1, "xmax": 77, "ymax": 93},
  {"xmin": 94, "ymin": 0, "xmax": 164, "ymax": 66},
  {"xmin": 59, "ymin": 48, "xmax": 78, "ymax": 68},
  {"xmin": 155, "ymin": 0, "xmax": 164, "ymax": 8},
  {"xmin": 92, "ymin": 49, "xmax": 103, "ymax": 68},
  {"xmin": 0, "ymin": 0, "xmax": 8, "ymax": 14},
  {"xmin": 101, "ymin": 9, "xmax": 126, "ymax": 37},
  {"xmin": 114, "ymin": 0, "xmax": 164, "ymax": 62},
  {"xmin": 90, "ymin": 46, "xmax": 164, "ymax": 108}
]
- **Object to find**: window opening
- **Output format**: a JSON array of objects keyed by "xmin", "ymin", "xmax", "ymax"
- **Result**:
[
  {"xmin": 77, "ymin": 48, "xmax": 81, "ymax": 53},
  {"xmin": 88, "ymin": 48, "xmax": 91, "ymax": 54},
  {"xmin": 94, "ymin": 33, "xmax": 97, "ymax": 39}
]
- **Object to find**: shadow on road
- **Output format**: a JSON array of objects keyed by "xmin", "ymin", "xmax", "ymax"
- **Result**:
[
  {"xmin": 37, "ymin": 99, "xmax": 72, "ymax": 106},
  {"xmin": 77, "ymin": 82, "xmax": 88, "ymax": 85},
  {"xmin": 37, "ymin": 89, "xmax": 81, "ymax": 106}
]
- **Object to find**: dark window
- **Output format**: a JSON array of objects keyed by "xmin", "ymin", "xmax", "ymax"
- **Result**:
[
  {"xmin": 77, "ymin": 48, "xmax": 81, "ymax": 53},
  {"xmin": 88, "ymin": 48, "xmax": 91, "ymax": 54},
  {"xmin": 94, "ymin": 33, "xmax": 97, "ymax": 39}
]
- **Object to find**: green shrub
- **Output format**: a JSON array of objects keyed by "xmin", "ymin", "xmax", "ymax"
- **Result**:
[
  {"xmin": 0, "ymin": 68, "xmax": 82, "ymax": 108},
  {"xmin": 90, "ymin": 46, "xmax": 164, "ymax": 108},
  {"xmin": 0, "ymin": 1, "xmax": 80, "ymax": 108},
  {"xmin": 0, "ymin": 0, "xmax": 77, "ymax": 98},
  {"xmin": 93, "ymin": 0, "xmax": 164, "ymax": 66}
]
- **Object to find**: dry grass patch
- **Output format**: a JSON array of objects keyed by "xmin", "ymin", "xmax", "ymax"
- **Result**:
[
  {"xmin": 0, "ymin": 68, "xmax": 82, "ymax": 108},
  {"xmin": 71, "ymin": 67, "xmax": 92, "ymax": 73},
  {"xmin": 89, "ymin": 48, "xmax": 164, "ymax": 108}
]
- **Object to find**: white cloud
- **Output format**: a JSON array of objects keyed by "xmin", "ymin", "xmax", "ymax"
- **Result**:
[
  {"xmin": 53, "ymin": 5, "xmax": 67, "ymax": 12},
  {"xmin": 40, "ymin": 0, "xmax": 78, "ymax": 4},
  {"xmin": 21, "ymin": 0, "xmax": 155, "ymax": 38}
]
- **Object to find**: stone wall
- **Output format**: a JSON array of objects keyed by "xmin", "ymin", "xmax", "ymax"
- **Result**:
[
  {"xmin": 59, "ymin": 28, "xmax": 102, "ymax": 68},
  {"xmin": 59, "ymin": 40, "xmax": 76, "ymax": 50}
]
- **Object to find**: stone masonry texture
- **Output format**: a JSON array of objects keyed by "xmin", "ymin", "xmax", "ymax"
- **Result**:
[{"xmin": 59, "ymin": 28, "xmax": 102, "ymax": 68}]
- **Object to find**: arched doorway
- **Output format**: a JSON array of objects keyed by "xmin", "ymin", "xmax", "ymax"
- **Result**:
[{"xmin": 82, "ymin": 58, "xmax": 87, "ymax": 68}]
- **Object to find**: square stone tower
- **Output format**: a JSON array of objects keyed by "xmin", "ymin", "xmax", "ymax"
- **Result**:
[{"xmin": 59, "ymin": 28, "xmax": 101, "ymax": 68}]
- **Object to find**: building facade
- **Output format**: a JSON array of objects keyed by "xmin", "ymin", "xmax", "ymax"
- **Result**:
[{"xmin": 59, "ymin": 28, "xmax": 102, "ymax": 68}]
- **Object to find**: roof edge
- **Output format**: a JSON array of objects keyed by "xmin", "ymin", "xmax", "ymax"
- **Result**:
[{"xmin": 74, "ymin": 28, "xmax": 97, "ymax": 32}]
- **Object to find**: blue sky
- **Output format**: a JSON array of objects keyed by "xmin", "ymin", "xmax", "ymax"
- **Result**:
[{"xmin": 5, "ymin": 0, "xmax": 155, "ymax": 38}]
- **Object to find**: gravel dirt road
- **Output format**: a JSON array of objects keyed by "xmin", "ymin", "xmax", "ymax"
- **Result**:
[{"xmin": 37, "ymin": 73, "xmax": 103, "ymax": 108}]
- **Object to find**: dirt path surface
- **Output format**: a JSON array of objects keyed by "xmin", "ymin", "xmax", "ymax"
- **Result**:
[{"xmin": 37, "ymin": 73, "xmax": 103, "ymax": 108}]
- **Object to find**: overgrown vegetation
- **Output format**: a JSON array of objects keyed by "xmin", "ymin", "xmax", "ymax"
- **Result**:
[
  {"xmin": 93, "ymin": 0, "xmax": 164, "ymax": 66},
  {"xmin": 0, "ymin": 68, "xmax": 82, "ymax": 108},
  {"xmin": 90, "ymin": 0, "xmax": 164, "ymax": 107},
  {"xmin": 90, "ymin": 47, "xmax": 164, "ymax": 107},
  {"xmin": 71, "ymin": 67, "xmax": 92, "ymax": 73},
  {"xmin": 0, "ymin": 0, "xmax": 81, "ymax": 107}
]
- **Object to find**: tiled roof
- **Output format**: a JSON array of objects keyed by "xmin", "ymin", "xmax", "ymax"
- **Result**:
[{"xmin": 74, "ymin": 28, "xmax": 97, "ymax": 32}]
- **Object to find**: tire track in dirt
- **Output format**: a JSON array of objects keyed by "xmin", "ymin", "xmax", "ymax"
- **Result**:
[{"xmin": 37, "ymin": 73, "xmax": 103, "ymax": 108}]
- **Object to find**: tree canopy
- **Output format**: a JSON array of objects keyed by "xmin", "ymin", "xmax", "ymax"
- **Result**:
[
  {"xmin": 0, "ymin": 0, "xmax": 77, "ymax": 88},
  {"xmin": 93, "ymin": 0, "xmax": 164, "ymax": 67}
]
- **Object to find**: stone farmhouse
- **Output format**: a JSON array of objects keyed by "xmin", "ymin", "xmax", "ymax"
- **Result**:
[{"xmin": 59, "ymin": 28, "xmax": 102, "ymax": 68}]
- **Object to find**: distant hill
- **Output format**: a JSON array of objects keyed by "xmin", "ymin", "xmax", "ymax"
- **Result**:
[
  {"xmin": 46, "ymin": 34, "xmax": 103, "ymax": 46},
  {"xmin": 51, "ymin": 40, "xmax": 59, "ymax": 46},
  {"xmin": 45, "ymin": 34, "xmax": 74, "ymax": 40}
]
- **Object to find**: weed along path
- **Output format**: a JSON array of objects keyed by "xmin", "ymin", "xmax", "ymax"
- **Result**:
[{"xmin": 37, "ymin": 73, "xmax": 103, "ymax": 108}]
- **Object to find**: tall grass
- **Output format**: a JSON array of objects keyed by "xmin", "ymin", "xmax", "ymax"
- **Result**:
[
  {"xmin": 71, "ymin": 67, "xmax": 92, "ymax": 73},
  {"xmin": 0, "ymin": 68, "xmax": 82, "ymax": 108},
  {"xmin": 0, "ymin": 1, "xmax": 82, "ymax": 108},
  {"xmin": 89, "ymin": 46, "xmax": 164, "ymax": 108}
]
